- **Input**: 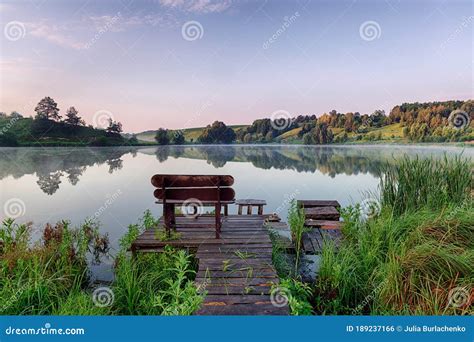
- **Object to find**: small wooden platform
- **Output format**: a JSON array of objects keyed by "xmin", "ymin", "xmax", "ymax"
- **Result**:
[
  {"xmin": 300, "ymin": 200, "xmax": 342, "ymax": 254},
  {"xmin": 131, "ymin": 215, "xmax": 288, "ymax": 315}
]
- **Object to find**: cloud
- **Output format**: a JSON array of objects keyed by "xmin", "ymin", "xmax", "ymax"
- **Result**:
[
  {"xmin": 159, "ymin": 0, "xmax": 232, "ymax": 13},
  {"xmin": 25, "ymin": 12, "xmax": 178, "ymax": 50},
  {"xmin": 27, "ymin": 21, "xmax": 87, "ymax": 50}
]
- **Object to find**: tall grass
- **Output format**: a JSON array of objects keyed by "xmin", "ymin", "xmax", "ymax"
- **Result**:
[
  {"xmin": 316, "ymin": 156, "xmax": 473, "ymax": 315},
  {"xmin": 0, "ymin": 210, "xmax": 203, "ymax": 315},
  {"xmin": 288, "ymin": 199, "xmax": 307, "ymax": 275},
  {"xmin": 380, "ymin": 155, "xmax": 472, "ymax": 216},
  {"xmin": 0, "ymin": 219, "xmax": 109, "ymax": 314}
]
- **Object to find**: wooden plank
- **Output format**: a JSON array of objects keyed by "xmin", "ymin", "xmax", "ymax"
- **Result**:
[
  {"xmin": 196, "ymin": 269, "xmax": 277, "ymax": 278},
  {"xmin": 304, "ymin": 206, "xmax": 340, "ymax": 220},
  {"xmin": 195, "ymin": 303, "xmax": 289, "ymax": 315},
  {"xmin": 235, "ymin": 199, "xmax": 267, "ymax": 205},
  {"xmin": 297, "ymin": 200, "xmax": 340, "ymax": 208},
  {"xmin": 196, "ymin": 277, "xmax": 278, "ymax": 286},
  {"xmin": 154, "ymin": 188, "xmax": 235, "ymax": 202},
  {"xmin": 199, "ymin": 285, "xmax": 273, "ymax": 295},
  {"xmin": 131, "ymin": 214, "xmax": 289, "ymax": 315},
  {"xmin": 151, "ymin": 174, "xmax": 234, "ymax": 188},
  {"xmin": 202, "ymin": 295, "xmax": 273, "ymax": 305},
  {"xmin": 304, "ymin": 219, "xmax": 342, "ymax": 229}
]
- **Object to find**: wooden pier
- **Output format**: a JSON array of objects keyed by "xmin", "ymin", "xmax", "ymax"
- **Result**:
[
  {"xmin": 298, "ymin": 200, "xmax": 343, "ymax": 254},
  {"xmin": 131, "ymin": 214, "xmax": 289, "ymax": 315}
]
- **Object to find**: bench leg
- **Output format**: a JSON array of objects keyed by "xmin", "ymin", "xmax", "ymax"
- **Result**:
[
  {"xmin": 258, "ymin": 205, "xmax": 263, "ymax": 215},
  {"xmin": 170, "ymin": 204, "xmax": 176, "ymax": 230},
  {"xmin": 224, "ymin": 204, "xmax": 228, "ymax": 216},
  {"xmin": 238, "ymin": 205, "xmax": 242, "ymax": 215},
  {"xmin": 164, "ymin": 203, "xmax": 174, "ymax": 237},
  {"xmin": 215, "ymin": 204, "xmax": 222, "ymax": 239},
  {"xmin": 247, "ymin": 205, "xmax": 252, "ymax": 215}
]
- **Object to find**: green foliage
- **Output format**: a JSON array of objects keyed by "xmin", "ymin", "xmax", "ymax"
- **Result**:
[
  {"xmin": 274, "ymin": 278, "xmax": 313, "ymax": 315},
  {"xmin": 302, "ymin": 123, "xmax": 334, "ymax": 144},
  {"xmin": 0, "ymin": 210, "xmax": 202, "ymax": 315},
  {"xmin": 0, "ymin": 219, "xmax": 109, "ymax": 314},
  {"xmin": 197, "ymin": 121, "xmax": 236, "ymax": 144},
  {"xmin": 155, "ymin": 128, "xmax": 170, "ymax": 145},
  {"xmin": 380, "ymin": 155, "xmax": 472, "ymax": 215},
  {"xmin": 288, "ymin": 200, "xmax": 307, "ymax": 274},
  {"xmin": 34, "ymin": 96, "xmax": 60, "ymax": 121},
  {"xmin": 0, "ymin": 97, "xmax": 127, "ymax": 146},
  {"xmin": 171, "ymin": 130, "xmax": 185, "ymax": 144},
  {"xmin": 113, "ymin": 247, "xmax": 202, "ymax": 315},
  {"xmin": 315, "ymin": 156, "xmax": 473, "ymax": 315}
]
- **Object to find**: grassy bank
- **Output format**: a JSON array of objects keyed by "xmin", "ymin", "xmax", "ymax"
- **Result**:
[
  {"xmin": 315, "ymin": 156, "xmax": 473, "ymax": 315},
  {"xmin": 0, "ymin": 211, "xmax": 202, "ymax": 315}
]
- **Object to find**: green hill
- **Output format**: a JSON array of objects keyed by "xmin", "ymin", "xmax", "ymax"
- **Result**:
[
  {"xmin": 0, "ymin": 117, "xmax": 129, "ymax": 146},
  {"xmin": 133, "ymin": 125, "xmax": 248, "ymax": 143}
]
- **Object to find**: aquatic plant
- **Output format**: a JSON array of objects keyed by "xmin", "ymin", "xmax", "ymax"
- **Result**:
[{"xmin": 316, "ymin": 156, "xmax": 473, "ymax": 315}]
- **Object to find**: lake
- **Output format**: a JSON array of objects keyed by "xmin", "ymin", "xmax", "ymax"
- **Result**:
[{"xmin": 0, "ymin": 144, "xmax": 471, "ymax": 280}]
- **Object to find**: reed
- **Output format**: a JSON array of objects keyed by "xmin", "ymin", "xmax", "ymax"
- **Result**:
[{"xmin": 316, "ymin": 156, "xmax": 473, "ymax": 315}]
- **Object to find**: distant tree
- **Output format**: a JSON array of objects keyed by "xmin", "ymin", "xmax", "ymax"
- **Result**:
[
  {"xmin": 172, "ymin": 130, "xmax": 185, "ymax": 145},
  {"xmin": 369, "ymin": 110, "xmax": 386, "ymax": 128},
  {"xmin": 64, "ymin": 106, "xmax": 85, "ymax": 126},
  {"xmin": 198, "ymin": 121, "xmax": 236, "ymax": 144},
  {"xmin": 128, "ymin": 134, "xmax": 138, "ymax": 145},
  {"xmin": 303, "ymin": 123, "xmax": 333, "ymax": 145},
  {"xmin": 35, "ymin": 96, "xmax": 61, "ymax": 121},
  {"xmin": 344, "ymin": 112, "xmax": 355, "ymax": 132},
  {"xmin": 9, "ymin": 111, "xmax": 23, "ymax": 119},
  {"xmin": 155, "ymin": 128, "xmax": 170, "ymax": 145},
  {"xmin": 106, "ymin": 118, "xmax": 123, "ymax": 134},
  {"xmin": 0, "ymin": 112, "xmax": 6, "ymax": 118}
]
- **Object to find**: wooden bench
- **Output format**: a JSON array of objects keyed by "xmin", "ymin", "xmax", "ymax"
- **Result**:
[
  {"xmin": 151, "ymin": 175, "xmax": 235, "ymax": 238},
  {"xmin": 235, "ymin": 199, "xmax": 267, "ymax": 215}
]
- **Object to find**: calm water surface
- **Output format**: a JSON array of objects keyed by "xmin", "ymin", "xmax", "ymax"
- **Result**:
[{"xmin": 0, "ymin": 144, "xmax": 471, "ymax": 280}]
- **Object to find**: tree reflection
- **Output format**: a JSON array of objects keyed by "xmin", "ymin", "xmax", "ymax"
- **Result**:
[
  {"xmin": 0, "ymin": 147, "xmax": 136, "ymax": 195},
  {"xmin": 0, "ymin": 145, "xmax": 457, "ymax": 196}
]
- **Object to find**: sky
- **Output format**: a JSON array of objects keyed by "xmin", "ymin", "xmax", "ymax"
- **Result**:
[{"xmin": 0, "ymin": 0, "xmax": 472, "ymax": 132}]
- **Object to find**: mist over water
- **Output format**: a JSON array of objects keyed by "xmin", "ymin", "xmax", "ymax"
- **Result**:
[{"xmin": 0, "ymin": 144, "xmax": 470, "ymax": 280}]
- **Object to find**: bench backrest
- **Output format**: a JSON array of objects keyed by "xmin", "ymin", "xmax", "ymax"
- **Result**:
[{"xmin": 151, "ymin": 174, "xmax": 235, "ymax": 203}]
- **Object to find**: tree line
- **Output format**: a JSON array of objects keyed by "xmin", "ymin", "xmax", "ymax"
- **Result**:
[
  {"xmin": 153, "ymin": 100, "xmax": 472, "ymax": 145},
  {"xmin": 0, "ymin": 96, "xmax": 131, "ymax": 146}
]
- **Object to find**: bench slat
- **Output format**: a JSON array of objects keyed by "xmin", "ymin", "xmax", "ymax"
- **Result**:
[
  {"xmin": 152, "ymin": 175, "xmax": 234, "ymax": 188},
  {"xmin": 154, "ymin": 188, "xmax": 235, "ymax": 202}
]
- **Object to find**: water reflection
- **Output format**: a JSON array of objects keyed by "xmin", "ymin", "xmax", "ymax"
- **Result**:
[
  {"xmin": 0, "ymin": 145, "xmax": 469, "ymax": 195},
  {"xmin": 0, "ymin": 147, "xmax": 137, "ymax": 195}
]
